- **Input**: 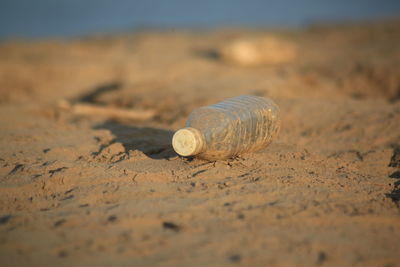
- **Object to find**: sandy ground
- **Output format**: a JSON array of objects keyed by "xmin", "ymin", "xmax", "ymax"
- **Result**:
[{"xmin": 0, "ymin": 20, "xmax": 400, "ymax": 266}]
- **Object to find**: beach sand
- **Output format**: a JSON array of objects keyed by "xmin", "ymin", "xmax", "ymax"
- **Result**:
[{"xmin": 0, "ymin": 20, "xmax": 400, "ymax": 266}]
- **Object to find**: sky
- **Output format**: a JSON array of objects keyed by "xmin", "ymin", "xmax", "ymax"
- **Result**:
[{"xmin": 0, "ymin": 0, "xmax": 400, "ymax": 39}]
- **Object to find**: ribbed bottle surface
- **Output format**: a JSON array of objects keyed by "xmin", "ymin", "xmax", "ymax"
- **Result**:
[{"xmin": 182, "ymin": 95, "xmax": 280, "ymax": 160}]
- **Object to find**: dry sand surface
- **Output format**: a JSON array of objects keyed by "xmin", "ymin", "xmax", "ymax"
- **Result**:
[{"xmin": 1, "ymin": 20, "xmax": 400, "ymax": 266}]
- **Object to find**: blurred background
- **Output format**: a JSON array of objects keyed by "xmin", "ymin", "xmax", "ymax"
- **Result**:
[{"xmin": 1, "ymin": 0, "xmax": 400, "ymax": 39}]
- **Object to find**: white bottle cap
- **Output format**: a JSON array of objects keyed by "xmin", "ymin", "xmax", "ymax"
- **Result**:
[{"xmin": 172, "ymin": 127, "xmax": 205, "ymax": 157}]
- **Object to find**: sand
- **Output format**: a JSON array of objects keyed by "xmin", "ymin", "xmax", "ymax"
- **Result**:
[{"xmin": 0, "ymin": 20, "xmax": 400, "ymax": 266}]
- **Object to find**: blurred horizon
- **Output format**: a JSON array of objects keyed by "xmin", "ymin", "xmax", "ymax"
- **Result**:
[{"xmin": 1, "ymin": 0, "xmax": 400, "ymax": 39}]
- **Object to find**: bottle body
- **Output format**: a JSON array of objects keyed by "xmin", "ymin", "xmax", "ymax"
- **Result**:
[{"xmin": 172, "ymin": 95, "xmax": 280, "ymax": 160}]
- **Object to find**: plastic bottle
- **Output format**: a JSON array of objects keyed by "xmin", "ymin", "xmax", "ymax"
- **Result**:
[{"xmin": 172, "ymin": 95, "xmax": 280, "ymax": 160}]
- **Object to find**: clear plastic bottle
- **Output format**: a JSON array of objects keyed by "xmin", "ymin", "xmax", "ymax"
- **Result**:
[{"xmin": 172, "ymin": 95, "xmax": 280, "ymax": 160}]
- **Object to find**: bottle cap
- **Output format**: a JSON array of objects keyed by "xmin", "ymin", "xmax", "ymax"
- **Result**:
[{"xmin": 172, "ymin": 127, "xmax": 205, "ymax": 157}]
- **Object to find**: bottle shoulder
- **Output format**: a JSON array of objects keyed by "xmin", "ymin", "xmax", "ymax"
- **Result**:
[{"xmin": 186, "ymin": 106, "xmax": 231, "ymax": 127}]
